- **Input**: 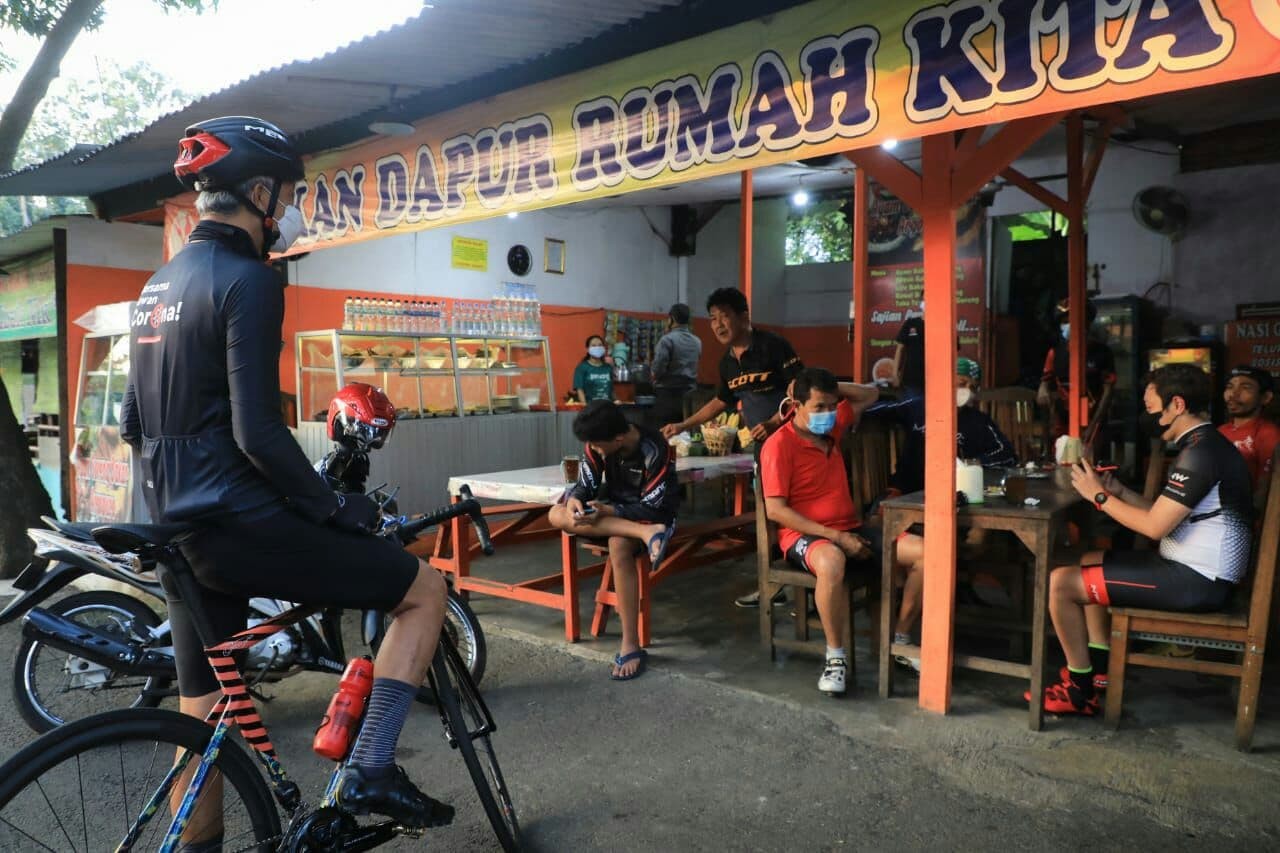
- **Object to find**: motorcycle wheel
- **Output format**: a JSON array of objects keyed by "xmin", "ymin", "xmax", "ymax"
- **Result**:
[{"xmin": 12, "ymin": 591, "xmax": 171, "ymax": 733}]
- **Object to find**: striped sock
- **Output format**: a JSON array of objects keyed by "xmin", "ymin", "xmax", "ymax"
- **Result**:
[{"xmin": 349, "ymin": 677, "xmax": 416, "ymax": 778}]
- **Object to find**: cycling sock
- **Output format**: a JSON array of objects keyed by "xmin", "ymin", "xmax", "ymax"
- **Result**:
[
  {"xmin": 826, "ymin": 646, "xmax": 847, "ymax": 662},
  {"xmin": 349, "ymin": 677, "xmax": 416, "ymax": 778},
  {"xmin": 1088, "ymin": 642, "xmax": 1111, "ymax": 675},
  {"xmin": 1066, "ymin": 665, "xmax": 1096, "ymax": 700}
]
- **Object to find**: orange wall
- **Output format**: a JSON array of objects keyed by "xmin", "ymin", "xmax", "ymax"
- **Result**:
[{"xmin": 65, "ymin": 264, "xmax": 154, "ymax": 412}]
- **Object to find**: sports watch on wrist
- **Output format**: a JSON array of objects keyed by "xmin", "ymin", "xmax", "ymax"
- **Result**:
[{"xmin": 1093, "ymin": 490, "xmax": 1110, "ymax": 511}]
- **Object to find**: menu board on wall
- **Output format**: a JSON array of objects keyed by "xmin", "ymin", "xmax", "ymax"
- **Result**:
[
  {"xmin": 71, "ymin": 425, "xmax": 134, "ymax": 523},
  {"xmin": 861, "ymin": 182, "xmax": 986, "ymax": 383},
  {"xmin": 1225, "ymin": 319, "xmax": 1280, "ymax": 378}
]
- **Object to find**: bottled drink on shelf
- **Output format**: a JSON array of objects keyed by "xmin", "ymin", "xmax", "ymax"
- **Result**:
[{"xmin": 343, "ymin": 296, "xmax": 353, "ymax": 330}]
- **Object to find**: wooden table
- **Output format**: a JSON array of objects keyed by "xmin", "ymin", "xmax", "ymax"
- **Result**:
[
  {"xmin": 879, "ymin": 476, "xmax": 1082, "ymax": 730},
  {"xmin": 437, "ymin": 454, "xmax": 756, "ymax": 642}
]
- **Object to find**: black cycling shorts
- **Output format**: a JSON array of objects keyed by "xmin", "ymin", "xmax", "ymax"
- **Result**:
[
  {"xmin": 166, "ymin": 509, "xmax": 419, "ymax": 696},
  {"xmin": 786, "ymin": 526, "xmax": 882, "ymax": 576},
  {"xmin": 1081, "ymin": 550, "xmax": 1234, "ymax": 612}
]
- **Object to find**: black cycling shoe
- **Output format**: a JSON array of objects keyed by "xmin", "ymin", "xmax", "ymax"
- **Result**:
[{"xmin": 336, "ymin": 764, "xmax": 455, "ymax": 829}]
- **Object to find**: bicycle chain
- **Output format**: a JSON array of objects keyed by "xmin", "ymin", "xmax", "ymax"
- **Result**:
[{"xmin": 230, "ymin": 832, "xmax": 284, "ymax": 852}]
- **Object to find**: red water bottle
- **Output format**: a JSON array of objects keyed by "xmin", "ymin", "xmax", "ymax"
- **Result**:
[{"xmin": 313, "ymin": 657, "xmax": 374, "ymax": 761}]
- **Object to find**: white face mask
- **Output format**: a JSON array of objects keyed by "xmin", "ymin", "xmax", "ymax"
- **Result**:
[
  {"xmin": 956, "ymin": 387, "xmax": 975, "ymax": 408},
  {"xmin": 1060, "ymin": 323, "xmax": 1070, "ymax": 341},
  {"xmin": 270, "ymin": 205, "xmax": 305, "ymax": 253}
]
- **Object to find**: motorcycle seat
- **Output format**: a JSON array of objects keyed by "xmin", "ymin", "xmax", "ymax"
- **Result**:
[
  {"xmin": 92, "ymin": 523, "xmax": 197, "ymax": 554},
  {"xmin": 43, "ymin": 517, "xmax": 100, "ymax": 543}
]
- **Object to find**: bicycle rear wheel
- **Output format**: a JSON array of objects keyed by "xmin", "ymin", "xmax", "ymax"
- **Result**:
[
  {"xmin": 429, "ymin": 635, "xmax": 520, "ymax": 852},
  {"xmin": 0, "ymin": 708, "xmax": 279, "ymax": 852}
]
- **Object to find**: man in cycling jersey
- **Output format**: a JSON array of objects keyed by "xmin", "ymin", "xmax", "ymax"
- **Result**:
[
  {"xmin": 1033, "ymin": 363, "xmax": 1253, "ymax": 716},
  {"xmin": 120, "ymin": 116, "xmax": 452, "ymax": 836},
  {"xmin": 549, "ymin": 400, "xmax": 680, "ymax": 680}
]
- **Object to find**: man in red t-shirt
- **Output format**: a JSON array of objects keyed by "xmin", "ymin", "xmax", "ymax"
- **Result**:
[
  {"xmin": 760, "ymin": 367, "xmax": 918, "ymax": 695},
  {"xmin": 1219, "ymin": 365, "xmax": 1279, "ymax": 510}
]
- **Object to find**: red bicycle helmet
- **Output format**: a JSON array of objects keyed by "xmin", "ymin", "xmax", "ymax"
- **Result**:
[
  {"xmin": 327, "ymin": 383, "xmax": 397, "ymax": 451},
  {"xmin": 174, "ymin": 116, "xmax": 305, "ymax": 192}
]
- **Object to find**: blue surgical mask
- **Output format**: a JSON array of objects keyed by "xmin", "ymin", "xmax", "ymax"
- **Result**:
[
  {"xmin": 588, "ymin": 346, "xmax": 606, "ymax": 359},
  {"xmin": 806, "ymin": 410, "xmax": 837, "ymax": 436},
  {"xmin": 1060, "ymin": 323, "xmax": 1070, "ymax": 341}
]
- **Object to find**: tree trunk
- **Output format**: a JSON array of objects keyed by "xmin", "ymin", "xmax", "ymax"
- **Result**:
[
  {"xmin": 0, "ymin": 374, "xmax": 54, "ymax": 578},
  {"xmin": 0, "ymin": 0, "xmax": 106, "ymax": 172}
]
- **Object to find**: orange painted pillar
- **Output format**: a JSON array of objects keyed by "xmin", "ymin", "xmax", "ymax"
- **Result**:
[
  {"xmin": 1066, "ymin": 114, "xmax": 1087, "ymax": 437},
  {"xmin": 852, "ymin": 168, "xmax": 870, "ymax": 382},
  {"xmin": 918, "ymin": 133, "xmax": 959, "ymax": 714},
  {"xmin": 740, "ymin": 169, "xmax": 754, "ymax": 310}
]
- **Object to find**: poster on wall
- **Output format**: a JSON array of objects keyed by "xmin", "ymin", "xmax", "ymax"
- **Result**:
[
  {"xmin": 0, "ymin": 256, "xmax": 56, "ymax": 342},
  {"xmin": 862, "ymin": 182, "xmax": 985, "ymax": 383},
  {"xmin": 71, "ymin": 425, "xmax": 134, "ymax": 524},
  {"xmin": 451, "ymin": 236, "xmax": 488, "ymax": 271},
  {"xmin": 1225, "ymin": 319, "xmax": 1280, "ymax": 378}
]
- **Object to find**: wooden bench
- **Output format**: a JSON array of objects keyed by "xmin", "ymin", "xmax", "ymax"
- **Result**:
[
  {"xmin": 586, "ymin": 511, "xmax": 756, "ymax": 647},
  {"xmin": 1105, "ymin": 446, "xmax": 1279, "ymax": 750}
]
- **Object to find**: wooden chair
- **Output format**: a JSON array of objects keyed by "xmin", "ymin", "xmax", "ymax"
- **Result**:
[
  {"xmin": 979, "ymin": 386, "xmax": 1048, "ymax": 463},
  {"xmin": 754, "ymin": 473, "xmax": 879, "ymax": 673},
  {"xmin": 844, "ymin": 418, "xmax": 900, "ymax": 516},
  {"xmin": 1105, "ymin": 446, "xmax": 1280, "ymax": 750}
]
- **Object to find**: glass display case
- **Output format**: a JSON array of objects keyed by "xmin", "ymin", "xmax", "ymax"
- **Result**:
[
  {"xmin": 296, "ymin": 330, "xmax": 555, "ymax": 422},
  {"xmin": 71, "ymin": 331, "xmax": 136, "ymax": 523}
]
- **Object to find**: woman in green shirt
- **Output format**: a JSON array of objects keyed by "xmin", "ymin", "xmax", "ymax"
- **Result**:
[{"xmin": 573, "ymin": 335, "xmax": 614, "ymax": 403}]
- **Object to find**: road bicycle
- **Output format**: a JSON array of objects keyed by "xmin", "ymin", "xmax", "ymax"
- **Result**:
[{"xmin": 0, "ymin": 490, "xmax": 519, "ymax": 851}]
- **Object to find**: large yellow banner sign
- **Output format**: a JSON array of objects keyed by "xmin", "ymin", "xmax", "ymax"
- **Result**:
[{"xmin": 220, "ymin": 0, "xmax": 1280, "ymax": 254}]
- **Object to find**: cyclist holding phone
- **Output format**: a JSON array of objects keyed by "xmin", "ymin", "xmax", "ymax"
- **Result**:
[{"xmin": 120, "ymin": 116, "xmax": 453, "ymax": 838}]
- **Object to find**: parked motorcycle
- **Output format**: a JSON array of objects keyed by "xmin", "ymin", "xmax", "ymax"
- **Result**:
[{"xmin": 2, "ymin": 488, "xmax": 490, "ymax": 734}]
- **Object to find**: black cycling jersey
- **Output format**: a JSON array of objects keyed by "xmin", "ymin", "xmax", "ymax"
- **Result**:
[
  {"xmin": 568, "ymin": 424, "xmax": 680, "ymax": 523},
  {"xmin": 1157, "ymin": 422, "xmax": 1254, "ymax": 583},
  {"xmin": 863, "ymin": 396, "xmax": 1017, "ymax": 494},
  {"xmin": 120, "ymin": 221, "xmax": 338, "ymax": 525},
  {"xmin": 716, "ymin": 328, "xmax": 803, "ymax": 428}
]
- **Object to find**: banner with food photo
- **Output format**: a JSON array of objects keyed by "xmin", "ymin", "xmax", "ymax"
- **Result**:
[{"xmin": 864, "ymin": 180, "xmax": 986, "ymax": 385}]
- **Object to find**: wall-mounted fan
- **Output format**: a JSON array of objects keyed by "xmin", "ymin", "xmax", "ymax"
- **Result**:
[{"xmin": 1132, "ymin": 186, "xmax": 1189, "ymax": 239}]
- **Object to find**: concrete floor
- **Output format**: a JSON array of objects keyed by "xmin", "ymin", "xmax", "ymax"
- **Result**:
[{"xmin": 455, "ymin": 509, "xmax": 1280, "ymax": 841}]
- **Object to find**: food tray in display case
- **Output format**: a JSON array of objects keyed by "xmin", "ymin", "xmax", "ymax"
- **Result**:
[{"xmin": 295, "ymin": 330, "xmax": 555, "ymax": 421}]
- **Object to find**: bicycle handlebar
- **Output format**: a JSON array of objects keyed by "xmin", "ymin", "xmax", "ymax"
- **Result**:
[{"xmin": 388, "ymin": 486, "xmax": 495, "ymax": 555}]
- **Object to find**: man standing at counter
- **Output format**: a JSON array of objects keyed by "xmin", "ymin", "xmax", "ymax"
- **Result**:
[
  {"xmin": 651, "ymin": 303, "xmax": 702, "ymax": 427},
  {"xmin": 660, "ymin": 287, "xmax": 804, "ymax": 607}
]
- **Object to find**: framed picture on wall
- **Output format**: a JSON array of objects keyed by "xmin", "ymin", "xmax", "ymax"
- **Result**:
[{"xmin": 544, "ymin": 238, "xmax": 565, "ymax": 274}]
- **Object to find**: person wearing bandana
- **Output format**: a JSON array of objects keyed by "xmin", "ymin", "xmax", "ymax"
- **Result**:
[{"xmin": 121, "ymin": 117, "xmax": 453, "ymax": 840}]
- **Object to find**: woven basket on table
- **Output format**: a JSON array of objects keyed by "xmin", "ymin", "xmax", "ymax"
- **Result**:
[{"xmin": 702, "ymin": 426, "xmax": 737, "ymax": 456}]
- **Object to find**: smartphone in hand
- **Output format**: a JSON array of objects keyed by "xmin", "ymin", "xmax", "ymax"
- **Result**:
[{"xmin": 575, "ymin": 506, "xmax": 598, "ymax": 518}]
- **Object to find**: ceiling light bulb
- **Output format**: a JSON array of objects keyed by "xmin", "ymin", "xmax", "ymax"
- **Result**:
[
  {"xmin": 507, "ymin": 211, "xmax": 519, "ymax": 219},
  {"xmin": 791, "ymin": 189, "xmax": 810, "ymax": 207},
  {"xmin": 881, "ymin": 138, "xmax": 899, "ymax": 151}
]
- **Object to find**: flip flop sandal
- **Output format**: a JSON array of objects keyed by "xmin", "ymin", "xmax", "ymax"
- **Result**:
[
  {"xmin": 610, "ymin": 649, "xmax": 648, "ymax": 681},
  {"xmin": 645, "ymin": 523, "xmax": 677, "ymax": 572}
]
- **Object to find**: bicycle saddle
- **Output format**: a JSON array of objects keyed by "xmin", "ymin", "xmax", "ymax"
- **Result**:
[
  {"xmin": 42, "ymin": 516, "xmax": 99, "ymax": 543},
  {"xmin": 91, "ymin": 523, "xmax": 197, "ymax": 554}
]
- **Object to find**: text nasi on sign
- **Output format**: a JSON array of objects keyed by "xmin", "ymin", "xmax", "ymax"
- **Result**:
[{"xmin": 161, "ymin": 0, "xmax": 1280, "ymax": 252}]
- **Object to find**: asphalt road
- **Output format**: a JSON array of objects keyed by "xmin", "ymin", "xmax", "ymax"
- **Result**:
[{"xmin": 0, "ymin": 607, "xmax": 1263, "ymax": 852}]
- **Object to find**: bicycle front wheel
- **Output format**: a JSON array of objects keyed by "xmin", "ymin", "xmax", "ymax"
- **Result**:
[
  {"xmin": 430, "ymin": 636, "xmax": 520, "ymax": 852},
  {"xmin": 0, "ymin": 708, "xmax": 280, "ymax": 852}
]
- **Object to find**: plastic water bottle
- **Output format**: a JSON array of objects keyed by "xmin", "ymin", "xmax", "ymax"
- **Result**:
[
  {"xmin": 343, "ymin": 296, "xmax": 353, "ymax": 330},
  {"xmin": 313, "ymin": 657, "xmax": 374, "ymax": 761}
]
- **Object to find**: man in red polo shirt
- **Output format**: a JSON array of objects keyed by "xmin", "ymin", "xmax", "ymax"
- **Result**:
[
  {"xmin": 760, "ymin": 367, "xmax": 918, "ymax": 695},
  {"xmin": 1219, "ymin": 365, "xmax": 1279, "ymax": 510}
]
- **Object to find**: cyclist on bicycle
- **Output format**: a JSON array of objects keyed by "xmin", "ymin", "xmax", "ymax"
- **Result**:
[{"xmin": 120, "ymin": 116, "xmax": 454, "ymax": 835}]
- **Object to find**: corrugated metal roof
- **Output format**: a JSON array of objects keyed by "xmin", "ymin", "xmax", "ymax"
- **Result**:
[{"xmin": 0, "ymin": 0, "xmax": 734, "ymax": 202}]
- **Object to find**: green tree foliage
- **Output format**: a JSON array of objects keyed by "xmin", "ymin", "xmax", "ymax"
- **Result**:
[
  {"xmin": 785, "ymin": 196, "xmax": 853, "ymax": 265},
  {"xmin": 0, "ymin": 60, "xmax": 192, "ymax": 235}
]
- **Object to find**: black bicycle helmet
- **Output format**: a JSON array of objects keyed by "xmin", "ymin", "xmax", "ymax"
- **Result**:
[{"xmin": 174, "ymin": 116, "xmax": 304, "ymax": 192}]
